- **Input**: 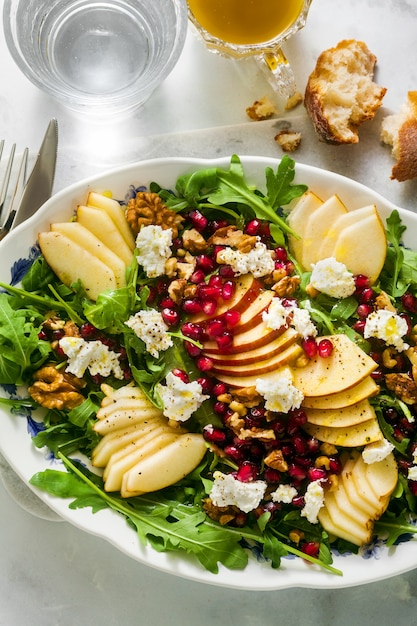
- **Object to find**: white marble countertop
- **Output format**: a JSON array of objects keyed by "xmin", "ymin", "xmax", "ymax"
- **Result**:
[{"xmin": 1, "ymin": 0, "xmax": 417, "ymax": 623}]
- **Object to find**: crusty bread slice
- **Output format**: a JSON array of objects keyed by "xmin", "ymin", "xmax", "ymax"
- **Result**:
[
  {"xmin": 380, "ymin": 91, "xmax": 417, "ymax": 181},
  {"xmin": 304, "ymin": 39, "xmax": 387, "ymax": 144}
]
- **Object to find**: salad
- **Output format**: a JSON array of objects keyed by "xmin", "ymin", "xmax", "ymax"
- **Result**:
[{"xmin": 1, "ymin": 154, "xmax": 417, "ymax": 578}]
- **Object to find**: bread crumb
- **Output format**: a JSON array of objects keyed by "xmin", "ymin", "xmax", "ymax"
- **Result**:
[
  {"xmin": 381, "ymin": 91, "xmax": 417, "ymax": 181},
  {"xmin": 246, "ymin": 95, "xmax": 277, "ymax": 121},
  {"xmin": 285, "ymin": 91, "xmax": 303, "ymax": 111},
  {"xmin": 274, "ymin": 130, "xmax": 302, "ymax": 152},
  {"xmin": 304, "ymin": 39, "xmax": 386, "ymax": 144}
]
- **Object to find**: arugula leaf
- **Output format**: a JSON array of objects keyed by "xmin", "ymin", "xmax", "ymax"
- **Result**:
[{"xmin": 0, "ymin": 294, "xmax": 51, "ymax": 384}]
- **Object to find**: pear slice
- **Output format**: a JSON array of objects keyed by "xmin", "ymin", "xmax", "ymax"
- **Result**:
[
  {"xmin": 316, "ymin": 205, "xmax": 377, "ymax": 261},
  {"xmin": 304, "ymin": 399, "xmax": 377, "ymax": 428},
  {"xmin": 38, "ymin": 230, "xmax": 117, "ymax": 301},
  {"xmin": 318, "ymin": 493, "xmax": 373, "ymax": 545},
  {"xmin": 103, "ymin": 432, "xmax": 181, "ymax": 492},
  {"xmin": 302, "ymin": 376, "xmax": 379, "ymax": 409},
  {"xmin": 93, "ymin": 408, "xmax": 165, "ymax": 436},
  {"xmin": 303, "ymin": 416, "xmax": 382, "ymax": 447},
  {"xmin": 287, "ymin": 191, "xmax": 323, "ymax": 262},
  {"xmin": 121, "ymin": 434, "xmax": 207, "ymax": 497},
  {"xmin": 291, "ymin": 334, "xmax": 378, "ymax": 397},
  {"xmin": 300, "ymin": 194, "xmax": 348, "ymax": 270},
  {"xmin": 86, "ymin": 191, "xmax": 136, "ymax": 251},
  {"xmin": 77, "ymin": 205, "xmax": 134, "ymax": 266},
  {"xmin": 51, "ymin": 221, "xmax": 127, "ymax": 288},
  {"xmin": 331, "ymin": 209, "xmax": 387, "ymax": 284}
]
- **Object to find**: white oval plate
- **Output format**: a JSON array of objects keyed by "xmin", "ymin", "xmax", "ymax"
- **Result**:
[{"xmin": 1, "ymin": 156, "xmax": 416, "ymax": 590}]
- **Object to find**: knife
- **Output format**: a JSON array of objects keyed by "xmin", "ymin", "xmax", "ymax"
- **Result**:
[{"xmin": 6, "ymin": 118, "xmax": 58, "ymax": 233}]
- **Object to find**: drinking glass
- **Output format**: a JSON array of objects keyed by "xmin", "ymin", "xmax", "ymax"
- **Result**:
[{"xmin": 187, "ymin": 0, "xmax": 312, "ymax": 97}]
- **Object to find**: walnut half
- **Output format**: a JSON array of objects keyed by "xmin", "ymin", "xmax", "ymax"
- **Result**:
[
  {"xmin": 28, "ymin": 365, "xmax": 86, "ymax": 410},
  {"xmin": 125, "ymin": 191, "xmax": 184, "ymax": 238}
]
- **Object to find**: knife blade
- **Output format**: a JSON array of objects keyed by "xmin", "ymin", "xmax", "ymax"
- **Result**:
[{"xmin": 7, "ymin": 118, "xmax": 58, "ymax": 232}]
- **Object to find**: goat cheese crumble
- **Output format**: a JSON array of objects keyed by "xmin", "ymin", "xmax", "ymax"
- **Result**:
[
  {"xmin": 135, "ymin": 224, "xmax": 173, "ymax": 278},
  {"xmin": 59, "ymin": 336, "xmax": 124, "ymax": 380},
  {"xmin": 156, "ymin": 371, "xmax": 209, "ymax": 422},
  {"xmin": 364, "ymin": 309, "xmax": 409, "ymax": 352},
  {"xmin": 255, "ymin": 370, "xmax": 304, "ymax": 413},
  {"xmin": 301, "ymin": 479, "xmax": 325, "ymax": 524},
  {"xmin": 210, "ymin": 471, "xmax": 267, "ymax": 513},
  {"xmin": 263, "ymin": 297, "xmax": 317, "ymax": 338},
  {"xmin": 124, "ymin": 309, "xmax": 173, "ymax": 358},
  {"xmin": 408, "ymin": 466, "xmax": 417, "ymax": 481},
  {"xmin": 271, "ymin": 484, "xmax": 298, "ymax": 504},
  {"xmin": 216, "ymin": 240, "xmax": 274, "ymax": 278},
  {"xmin": 309, "ymin": 257, "xmax": 356, "ymax": 299},
  {"xmin": 362, "ymin": 438, "xmax": 395, "ymax": 464}
]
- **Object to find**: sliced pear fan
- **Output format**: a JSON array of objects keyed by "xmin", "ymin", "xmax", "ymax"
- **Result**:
[
  {"xmin": 92, "ymin": 383, "xmax": 207, "ymax": 497},
  {"xmin": 318, "ymin": 451, "xmax": 398, "ymax": 546}
]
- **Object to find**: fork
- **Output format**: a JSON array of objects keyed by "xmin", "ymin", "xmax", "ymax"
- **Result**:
[{"xmin": 0, "ymin": 140, "xmax": 29, "ymax": 235}]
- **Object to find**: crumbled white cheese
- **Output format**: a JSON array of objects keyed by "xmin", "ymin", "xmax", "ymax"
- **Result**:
[
  {"xmin": 310, "ymin": 257, "xmax": 356, "ymax": 299},
  {"xmin": 216, "ymin": 240, "xmax": 274, "ymax": 278},
  {"xmin": 59, "ymin": 336, "xmax": 124, "ymax": 379},
  {"xmin": 271, "ymin": 484, "xmax": 298, "ymax": 504},
  {"xmin": 135, "ymin": 224, "xmax": 173, "ymax": 278},
  {"xmin": 210, "ymin": 471, "xmax": 267, "ymax": 513},
  {"xmin": 124, "ymin": 309, "xmax": 173, "ymax": 358},
  {"xmin": 263, "ymin": 297, "xmax": 317, "ymax": 338},
  {"xmin": 408, "ymin": 466, "xmax": 417, "ymax": 481},
  {"xmin": 362, "ymin": 438, "xmax": 395, "ymax": 464},
  {"xmin": 255, "ymin": 370, "xmax": 304, "ymax": 413},
  {"xmin": 364, "ymin": 309, "xmax": 409, "ymax": 352},
  {"xmin": 156, "ymin": 371, "xmax": 209, "ymax": 422},
  {"xmin": 413, "ymin": 449, "xmax": 417, "ymax": 465},
  {"xmin": 301, "ymin": 479, "xmax": 324, "ymax": 524}
]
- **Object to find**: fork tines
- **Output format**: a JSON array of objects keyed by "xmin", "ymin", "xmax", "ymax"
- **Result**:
[{"xmin": 0, "ymin": 141, "xmax": 28, "ymax": 230}]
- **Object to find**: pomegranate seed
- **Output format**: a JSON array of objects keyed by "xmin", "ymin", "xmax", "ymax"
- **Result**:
[
  {"xmin": 370, "ymin": 368, "xmax": 384, "ymax": 382},
  {"xmin": 224, "ymin": 444, "xmax": 245, "ymax": 463},
  {"xmin": 354, "ymin": 274, "xmax": 371, "ymax": 291},
  {"xmin": 52, "ymin": 329, "xmax": 65, "ymax": 341},
  {"xmin": 384, "ymin": 407, "xmax": 398, "ymax": 422},
  {"xmin": 271, "ymin": 417, "xmax": 287, "ymax": 437},
  {"xmin": 160, "ymin": 297, "xmax": 176, "ymax": 309},
  {"xmin": 402, "ymin": 292, "xmax": 417, "ymax": 314},
  {"xmin": 182, "ymin": 322, "xmax": 204, "ymax": 341},
  {"xmin": 210, "ymin": 219, "xmax": 228, "ymax": 232},
  {"xmin": 213, "ymin": 401, "xmax": 228, "ymax": 415},
  {"xmin": 196, "ymin": 254, "xmax": 216, "ymax": 273},
  {"xmin": 308, "ymin": 467, "xmax": 327, "ymax": 481},
  {"xmin": 288, "ymin": 464, "xmax": 307, "ymax": 480},
  {"xmin": 208, "ymin": 274, "xmax": 223, "ymax": 288},
  {"xmin": 189, "ymin": 209, "xmax": 208, "ymax": 232},
  {"xmin": 357, "ymin": 303, "xmax": 374, "ymax": 318},
  {"xmin": 262, "ymin": 223, "xmax": 271, "ymax": 238},
  {"xmin": 408, "ymin": 481, "xmax": 417, "ymax": 496},
  {"xmin": 359, "ymin": 288, "xmax": 376, "ymax": 304},
  {"xmin": 245, "ymin": 219, "xmax": 263, "ymax": 236},
  {"xmin": 54, "ymin": 344, "xmax": 66, "ymax": 359},
  {"xmin": 206, "ymin": 318, "xmax": 226, "ymax": 337},
  {"xmin": 171, "ymin": 368, "xmax": 190, "ymax": 383},
  {"xmin": 161, "ymin": 308, "xmax": 180, "ymax": 326},
  {"xmin": 225, "ymin": 310, "xmax": 241, "ymax": 327},
  {"xmin": 182, "ymin": 298, "xmax": 203, "ymax": 314},
  {"xmin": 216, "ymin": 332, "xmax": 233, "ymax": 350},
  {"xmin": 301, "ymin": 336, "xmax": 317, "ymax": 359},
  {"xmin": 212, "ymin": 383, "xmax": 226, "ymax": 397},
  {"xmin": 202, "ymin": 299, "xmax": 217, "ymax": 316},
  {"xmin": 203, "ymin": 424, "xmax": 227, "ymax": 445},
  {"xmin": 218, "ymin": 265, "xmax": 235, "ymax": 278},
  {"xmin": 248, "ymin": 407, "xmax": 266, "ymax": 421},
  {"xmin": 237, "ymin": 461, "xmax": 259, "ymax": 482},
  {"xmin": 352, "ymin": 319, "xmax": 366, "ymax": 335},
  {"xmin": 274, "ymin": 246, "xmax": 288, "ymax": 261},
  {"xmin": 38, "ymin": 329, "xmax": 49, "ymax": 341},
  {"xmin": 190, "ymin": 269, "xmax": 206, "ymax": 284},
  {"xmin": 305, "ymin": 437, "xmax": 320, "ymax": 455},
  {"xmin": 198, "ymin": 284, "xmax": 222, "ymax": 301},
  {"xmin": 292, "ymin": 436, "xmax": 307, "ymax": 456},
  {"xmin": 301, "ymin": 541, "xmax": 320, "ymax": 558},
  {"xmin": 184, "ymin": 341, "xmax": 202, "ymax": 357},
  {"xmin": 318, "ymin": 338, "xmax": 333, "ymax": 358},
  {"xmin": 230, "ymin": 511, "xmax": 248, "ymax": 527},
  {"xmin": 222, "ymin": 280, "xmax": 235, "ymax": 300},
  {"xmin": 399, "ymin": 312, "xmax": 412, "ymax": 335},
  {"xmin": 196, "ymin": 356, "xmax": 213, "ymax": 371},
  {"xmin": 263, "ymin": 467, "xmax": 281, "ymax": 483},
  {"xmin": 197, "ymin": 376, "xmax": 213, "ymax": 394},
  {"xmin": 80, "ymin": 323, "xmax": 98, "ymax": 339},
  {"xmin": 292, "ymin": 495, "xmax": 304, "ymax": 508}
]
